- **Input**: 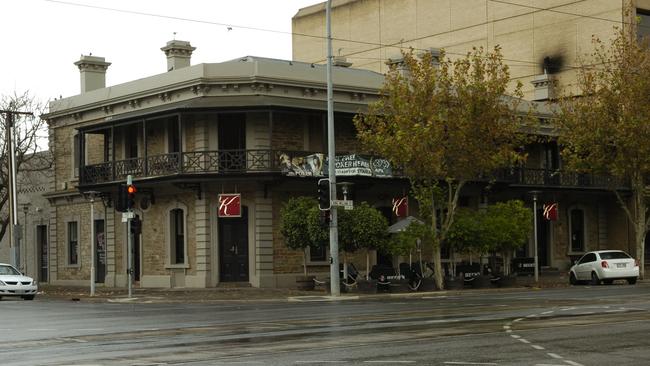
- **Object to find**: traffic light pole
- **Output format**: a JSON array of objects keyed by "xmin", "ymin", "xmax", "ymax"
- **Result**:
[
  {"xmin": 326, "ymin": 0, "xmax": 341, "ymax": 297},
  {"xmin": 126, "ymin": 175, "xmax": 133, "ymax": 298}
]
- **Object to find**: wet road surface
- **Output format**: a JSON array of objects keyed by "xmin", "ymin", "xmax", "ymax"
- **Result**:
[{"xmin": 1, "ymin": 284, "xmax": 649, "ymax": 365}]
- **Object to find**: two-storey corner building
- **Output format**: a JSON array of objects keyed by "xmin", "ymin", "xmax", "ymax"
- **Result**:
[{"xmin": 43, "ymin": 40, "xmax": 416, "ymax": 289}]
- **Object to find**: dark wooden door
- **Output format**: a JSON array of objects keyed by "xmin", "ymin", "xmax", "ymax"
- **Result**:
[
  {"xmin": 94, "ymin": 219, "xmax": 106, "ymax": 283},
  {"xmin": 218, "ymin": 113, "xmax": 246, "ymax": 171},
  {"xmin": 537, "ymin": 209, "xmax": 550, "ymax": 267},
  {"xmin": 219, "ymin": 206, "xmax": 249, "ymax": 282},
  {"xmin": 36, "ymin": 225, "xmax": 48, "ymax": 283}
]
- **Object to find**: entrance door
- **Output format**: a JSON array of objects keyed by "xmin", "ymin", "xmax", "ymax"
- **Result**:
[
  {"xmin": 133, "ymin": 215, "xmax": 141, "ymax": 282},
  {"xmin": 36, "ymin": 225, "xmax": 48, "ymax": 283},
  {"xmin": 219, "ymin": 206, "xmax": 249, "ymax": 282},
  {"xmin": 94, "ymin": 220, "xmax": 106, "ymax": 283},
  {"xmin": 537, "ymin": 209, "xmax": 550, "ymax": 267}
]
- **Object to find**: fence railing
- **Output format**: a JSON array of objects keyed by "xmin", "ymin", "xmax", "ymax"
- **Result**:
[{"xmin": 80, "ymin": 151, "xmax": 625, "ymax": 189}]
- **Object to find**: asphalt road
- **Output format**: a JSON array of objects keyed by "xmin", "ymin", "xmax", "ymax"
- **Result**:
[{"xmin": 1, "ymin": 284, "xmax": 650, "ymax": 366}]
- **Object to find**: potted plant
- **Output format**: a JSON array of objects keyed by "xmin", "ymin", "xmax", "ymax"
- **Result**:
[
  {"xmin": 447, "ymin": 208, "xmax": 492, "ymax": 289},
  {"xmin": 484, "ymin": 200, "xmax": 532, "ymax": 287},
  {"xmin": 338, "ymin": 202, "xmax": 389, "ymax": 293},
  {"xmin": 280, "ymin": 197, "xmax": 322, "ymax": 290}
]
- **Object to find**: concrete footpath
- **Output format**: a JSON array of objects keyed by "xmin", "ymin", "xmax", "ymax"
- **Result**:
[{"xmin": 33, "ymin": 273, "xmax": 577, "ymax": 304}]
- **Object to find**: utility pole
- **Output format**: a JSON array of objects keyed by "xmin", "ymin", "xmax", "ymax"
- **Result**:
[
  {"xmin": 326, "ymin": 0, "xmax": 340, "ymax": 296},
  {"xmin": 2, "ymin": 109, "xmax": 33, "ymax": 268},
  {"xmin": 126, "ymin": 175, "xmax": 133, "ymax": 298},
  {"xmin": 530, "ymin": 190, "xmax": 541, "ymax": 284}
]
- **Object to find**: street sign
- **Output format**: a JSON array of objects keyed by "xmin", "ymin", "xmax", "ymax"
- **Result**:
[
  {"xmin": 331, "ymin": 200, "xmax": 353, "ymax": 210},
  {"xmin": 122, "ymin": 212, "xmax": 135, "ymax": 222}
]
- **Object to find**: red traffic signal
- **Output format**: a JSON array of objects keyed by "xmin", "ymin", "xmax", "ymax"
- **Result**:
[{"xmin": 127, "ymin": 185, "xmax": 137, "ymax": 195}]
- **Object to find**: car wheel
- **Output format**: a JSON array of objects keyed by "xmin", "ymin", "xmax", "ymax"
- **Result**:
[
  {"xmin": 21, "ymin": 295, "xmax": 35, "ymax": 301},
  {"xmin": 590, "ymin": 272, "xmax": 600, "ymax": 285},
  {"xmin": 570, "ymin": 272, "xmax": 579, "ymax": 285},
  {"xmin": 603, "ymin": 279, "xmax": 613, "ymax": 285},
  {"xmin": 628, "ymin": 278, "xmax": 637, "ymax": 285}
]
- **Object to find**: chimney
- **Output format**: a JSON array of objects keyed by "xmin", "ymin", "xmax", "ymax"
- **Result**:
[
  {"xmin": 386, "ymin": 56, "xmax": 409, "ymax": 78},
  {"xmin": 74, "ymin": 55, "xmax": 111, "ymax": 93},
  {"xmin": 161, "ymin": 40, "xmax": 196, "ymax": 71},
  {"xmin": 333, "ymin": 56, "xmax": 352, "ymax": 68},
  {"xmin": 531, "ymin": 73, "xmax": 556, "ymax": 101}
]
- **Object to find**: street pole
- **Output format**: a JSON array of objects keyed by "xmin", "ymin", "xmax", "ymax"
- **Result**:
[
  {"xmin": 531, "ymin": 191, "xmax": 540, "ymax": 284},
  {"xmin": 126, "ymin": 175, "xmax": 133, "ymax": 298},
  {"xmin": 2, "ymin": 109, "xmax": 33, "ymax": 267},
  {"xmin": 326, "ymin": 0, "xmax": 340, "ymax": 296},
  {"xmin": 84, "ymin": 191, "xmax": 100, "ymax": 297},
  {"xmin": 21, "ymin": 203, "xmax": 30, "ymax": 273}
]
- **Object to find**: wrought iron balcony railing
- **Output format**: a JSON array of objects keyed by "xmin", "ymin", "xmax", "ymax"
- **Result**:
[
  {"xmin": 81, "ymin": 150, "xmax": 309, "ymax": 185},
  {"xmin": 80, "ymin": 149, "xmax": 626, "ymax": 190}
]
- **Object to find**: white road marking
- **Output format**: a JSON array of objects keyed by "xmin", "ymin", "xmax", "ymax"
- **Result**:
[
  {"xmin": 443, "ymin": 362, "xmax": 498, "ymax": 365},
  {"xmin": 541, "ymin": 311, "xmax": 554, "ymax": 315},
  {"xmin": 525, "ymin": 314, "xmax": 537, "ymax": 318},
  {"xmin": 547, "ymin": 353, "xmax": 563, "ymax": 359},
  {"xmin": 29, "ymin": 328, "xmax": 56, "ymax": 331},
  {"xmin": 505, "ymin": 329, "xmax": 512, "ymax": 333},
  {"xmin": 56, "ymin": 337, "xmax": 88, "ymax": 343},
  {"xmin": 296, "ymin": 362, "xmax": 346, "ymax": 364},
  {"xmin": 510, "ymin": 334, "xmax": 521, "ymax": 339},
  {"xmin": 513, "ymin": 318, "xmax": 524, "ymax": 322},
  {"xmin": 73, "ymin": 328, "xmax": 105, "ymax": 331},
  {"xmin": 532, "ymin": 345, "xmax": 545, "ymax": 350},
  {"xmin": 563, "ymin": 361, "xmax": 584, "ymax": 366},
  {"xmin": 503, "ymin": 325, "xmax": 510, "ymax": 329},
  {"xmin": 518, "ymin": 338, "xmax": 531, "ymax": 344},
  {"xmin": 363, "ymin": 361, "xmax": 415, "ymax": 364}
]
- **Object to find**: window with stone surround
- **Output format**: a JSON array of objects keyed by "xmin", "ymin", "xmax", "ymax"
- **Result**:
[
  {"xmin": 67, "ymin": 221, "xmax": 79, "ymax": 266},
  {"xmin": 168, "ymin": 207, "xmax": 187, "ymax": 266}
]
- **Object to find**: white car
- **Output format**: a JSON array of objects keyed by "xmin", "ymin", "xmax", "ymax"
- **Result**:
[
  {"xmin": 0, "ymin": 263, "xmax": 37, "ymax": 300},
  {"xmin": 569, "ymin": 250, "xmax": 639, "ymax": 285}
]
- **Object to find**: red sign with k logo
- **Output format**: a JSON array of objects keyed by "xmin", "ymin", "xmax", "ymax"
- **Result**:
[
  {"xmin": 218, "ymin": 194, "xmax": 242, "ymax": 218},
  {"xmin": 392, "ymin": 196, "xmax": 408, "ymax": 217}
]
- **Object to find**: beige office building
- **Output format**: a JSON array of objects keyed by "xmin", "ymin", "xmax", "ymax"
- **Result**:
[{"xmin": 293, "ymin": 0, "xmax": 650, "ymax": 100}]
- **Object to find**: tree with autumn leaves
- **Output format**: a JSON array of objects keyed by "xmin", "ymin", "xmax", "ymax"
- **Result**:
[
  {"xmin": 556, "ymin": 23, "xmax": 650, "ymax": 278},
  {"xmin": 354, "ymin": 47, "xmax": 529, "ymax": 289}
]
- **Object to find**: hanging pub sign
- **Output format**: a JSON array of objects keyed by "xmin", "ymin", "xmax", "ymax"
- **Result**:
[
  {"xmin": 392, "ymin": 196, "xmax": 408, "ymax": 218},
  {"xmin": 543, "ymin": 202, "xmax": 558, "ymax": 221},
  {"xmin": 218, "ymin": 194, "xmax": 241, "ymax": 218}
]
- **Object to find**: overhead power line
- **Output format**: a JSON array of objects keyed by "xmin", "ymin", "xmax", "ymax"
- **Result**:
[{"xmin": 44, "ymin": 0, "xmax": 640, "ymax": 73}]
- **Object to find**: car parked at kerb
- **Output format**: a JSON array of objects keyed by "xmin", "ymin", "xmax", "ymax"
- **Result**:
[
  {"xmin": 569, "ymin": 250, "xmax": 639, "ymax": 285},
  {"xmin": 0, "ymin": 263, "xmax": 37, "ymax": 300}
]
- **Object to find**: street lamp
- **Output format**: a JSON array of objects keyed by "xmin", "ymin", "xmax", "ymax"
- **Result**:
[
  {"xmin": 529, "ymin": 190, "xmax": 542, "ymax": 284},
  {"xmin": 20, "ymin": 203, "xmax": 30, "ymax": 273},
  {"xmin": 84, "ymin": 191, "xmax": 100, "ymax": 296}
]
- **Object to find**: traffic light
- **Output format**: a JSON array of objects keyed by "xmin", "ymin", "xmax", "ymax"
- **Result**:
[
  {"xmin": 130, "ymin": 214, "xmax": 142, "ymax": 235},
  {"xmin": 116, "ymin": 184, "xmax": 128, "ymax": 212},
  {"xmin": 127, "ymin": 184, "xmax": 137, "ymax": 210},
  {"xmin": 317, "ymin": 178, "xmax": 330, "ymax": 210},
  {"xmin": 319, "ymin": 210, "xmax": 331, "ymax": 227}
]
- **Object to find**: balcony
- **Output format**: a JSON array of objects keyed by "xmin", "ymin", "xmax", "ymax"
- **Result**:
[
  {"xmin": 496, "ymin": 168, "xmax": 626, "ymax": 190},
  {"xmin": 81, "ymin": 149, "xmax": 289, "ymax": 185},
  {"xmin": 80, "ymin": 149, "xmax": 626, "ymax": 191}
]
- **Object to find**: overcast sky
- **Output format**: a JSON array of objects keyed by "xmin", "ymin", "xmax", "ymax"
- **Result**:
[{"xmin": 1, "ymin": 0, "xmax": 323, "ymax": 104}]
